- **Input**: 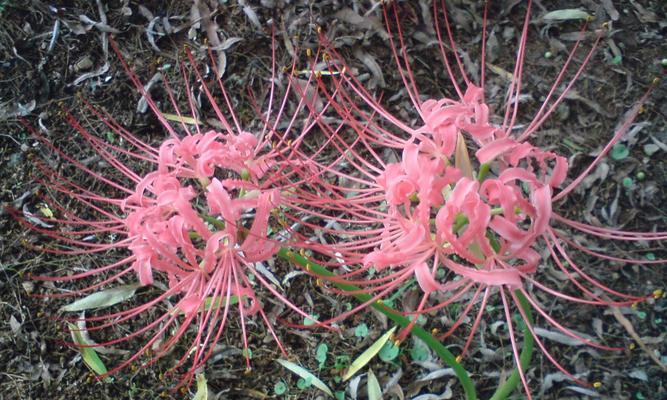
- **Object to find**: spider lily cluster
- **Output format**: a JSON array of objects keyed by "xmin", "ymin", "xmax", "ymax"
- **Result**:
[
  {"xmin": 293, "ymin": 3, "xmax": 664, "ymax": 395},
  {"xmin": 18, "ymin": 38, "xmax": 334, "ymax": 383},
  {"xmin": 17, "ymin": 1, "xmax": 664, "ymax": 397}
]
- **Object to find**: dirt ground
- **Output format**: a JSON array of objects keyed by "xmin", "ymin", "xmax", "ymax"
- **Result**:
[{"xmin": 0, "ymin": 1, "xmax": 666, "ymax": 400}]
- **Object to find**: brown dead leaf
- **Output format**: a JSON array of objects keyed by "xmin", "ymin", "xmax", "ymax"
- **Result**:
[
  {"xmin": 630, "ymin": 0, "xmax": 658, "ymax": 23},
  {"xmin": 601, "ymin": 0, "xmax": 620, "ymax": 21},
  {"xmin": 334, "ymin": 8, "xmax": 389, "ymax": 40},
  {"xmin": 354, "ymin": 49, "xmax": 386, "ymax": 88},
  {"xmin": 562, "ymin": 89, "xmax": 612, "ymax": 117},
  {"xmin": 608, "ymin": 303, "xmax": 667, "ymax": 372}
]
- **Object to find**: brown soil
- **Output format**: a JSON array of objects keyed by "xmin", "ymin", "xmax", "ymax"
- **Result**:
[{"xmin": 1, "ymin": 1, "xmax": 665, "ymax": 400}]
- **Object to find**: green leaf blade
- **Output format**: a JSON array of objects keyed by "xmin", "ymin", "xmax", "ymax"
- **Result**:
[
  {"xmin": 61, "ymin": 284, "xmax": 141, "ymax": 312},
  {"xmin": 343, "ymin": 326, "xmax": 397, "ymax": 381},
  {"xmin": 367, "ymin": 369, "xmax": 382, "ymax": 400},
  {"xmin": 68, "ymin": 322, "xmax": 108, "ymax": 376}
]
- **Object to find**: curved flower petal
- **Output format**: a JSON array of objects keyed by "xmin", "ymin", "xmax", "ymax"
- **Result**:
[
  {"xmin": 178, "ymin": 295, "xmax": 201, "ymax": 315},
  {"xmin": 413, "ymin": 262, "xmax": 466, "ymax": 294},
  {"xmin": 549, "ymin": 155, "xmax": 568, "ymax": 187},
  {"xmin": 445, "ymin": 259, "xmax": 522, "ymax": 289},
  {"xmin": 476, "ymin": 137, "xmax": 518, "ymax": 164},
  {"xmin": 240, "ymin": 191, "xmax": 281, "ymax": 262},
  {"xmin": 363, "ymin": 223, "xmax": 427, "ymax": 269},
  {"xmin": 531, "ymin": 185, "xmax": 552, "ymax": 237}
]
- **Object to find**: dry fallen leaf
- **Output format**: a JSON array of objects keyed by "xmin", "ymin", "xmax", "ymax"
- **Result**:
[
  {"xmin": 601, "ymin": 0, "xmax": 620, "ymax": 21},
  {"xmin": 334, "ymin": 8, "xmax": 389, "ymax": 40},
  {"xmin": 354, "ymin": 49, "xmax": 386, "ymax": 88},
  {"xmin": 541, "ymin": 9, "xmax": 592, "ymax": 22},
  {"xmin": 608, "ymin": 304, "xmax": 667, "ymax": 372},
  {"xmin": 9, "ymin": 315, "xmax": 21, "ymax": 334}
]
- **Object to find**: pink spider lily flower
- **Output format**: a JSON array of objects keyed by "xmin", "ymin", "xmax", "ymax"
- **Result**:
[
  {"xmin": 16, "ymin": 35, "xmax": 330, "ymax": 387},
  {"xmin": 290, "ymin": 1, "xmax": 665, "ymax": 397}
]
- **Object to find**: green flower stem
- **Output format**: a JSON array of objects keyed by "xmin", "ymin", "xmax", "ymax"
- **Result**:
[
  {"xmin": 277, "ymin": 248, "xmax": 478, "ymax": 400},
  {"xmin": 385, "ymin": 278, "xmax": 416, "ymax": 303},
  {"xmin": 477, "ymin": 163, "xmax": 491, "ymax": 182},
  {"xmin": 201, "ymin": 214, "xmax": 225, "ymax": 230},
  {"xmin": 488, "ymin": 291, "xmax": 535, "ymax": 400},
  {"xmin": 452, "ymin": 208, "xmax": 504, "ymax": 236}
]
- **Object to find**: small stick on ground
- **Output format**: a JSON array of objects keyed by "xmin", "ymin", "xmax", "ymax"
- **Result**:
[{"xmin": 608, "ymin": 303, "xmax": 667, "ymax": 372}]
